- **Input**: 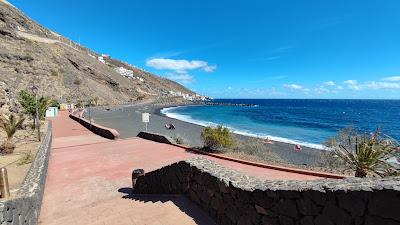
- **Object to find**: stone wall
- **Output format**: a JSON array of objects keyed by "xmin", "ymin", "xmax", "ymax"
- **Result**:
[
  {"xmin": 134, "ymin": 157, "xmax": 400, "ymax": 225},
  {"xmin": 0, "ymin": 123, "xmax": 52, "ymax": 225},
  {"xmin": 69, "ymin": 113, "xmax": 119, "ymax": 139}
]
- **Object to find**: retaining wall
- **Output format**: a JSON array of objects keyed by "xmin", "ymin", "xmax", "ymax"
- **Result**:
[
  {"xmin": 0, "ymin": 123, "xmax": 52, "ymax": 225},
  {"xmin": 137, "ymin": 132, "xmax": 174, "ymax": 145},
  {"xmin": 134, "ymin": 157, "xmax": 400, "ymax": 225},
  {"xmin": 69, "ymin": 113, "xmax": 119, "ymax": 139}
]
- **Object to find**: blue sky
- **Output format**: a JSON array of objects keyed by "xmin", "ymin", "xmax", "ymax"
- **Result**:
[{"xmin": 10, "ymin": 0, "xmax": 400, "ymax": 99}]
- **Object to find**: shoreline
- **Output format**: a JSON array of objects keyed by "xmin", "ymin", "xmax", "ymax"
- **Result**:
[
  {"xmin": 91, "ymin": 102, "xmax": 329, "ymax": 167},
  {"xmin": 158, "ymin": 105, "xmax": 328, "ymax": 150}
]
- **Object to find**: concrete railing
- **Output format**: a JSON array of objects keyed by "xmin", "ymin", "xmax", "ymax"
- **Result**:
[
  {"xmin": 134, "ymin": 157, "xmax": 400, "ymax": 225},
  {"xmin": 0, "ymin": 123, "xmax": 52, "ymax": 225},
  {"xmin": 69, "ymin": 112, "xmax": 120, "ymax": 140}
]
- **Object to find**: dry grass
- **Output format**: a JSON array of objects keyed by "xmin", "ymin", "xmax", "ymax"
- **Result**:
[
  {"xmin": 232, "ymin": 138, "xmax": 285, "ymax": 163},
  {"xmin": 17, "ymin": 150, "xmax": 34, "ymax": 166},
  {"xmin": 0, "ymin": 121, "xmax": 47, "ymax": 195}
]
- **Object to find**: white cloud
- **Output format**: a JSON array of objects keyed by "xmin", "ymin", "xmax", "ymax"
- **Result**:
[
  {"xmin": 274, "ymin": 46, "xmax": 293, "ymax": 53},
  {"xmin": 364, "ymin": 81, "xmax": 400, "ymax": 89},
  {"xmin": 283, "ymin": 84, "xmax": 303, "ymax": 90},
  {"xmin": 271, "ymin": 75, "xmax": 287, "ymax": 80},
  {"xmin": 204, "ymin": 65, "xmax": 217, "ymax": 72},
  {"xmin": 323, "ymin": 81, "xmax": 335, "ymax": 86},
  {"xmin": 344, "ymin": 80, "xmax": 361, "ymax": 90},
  {"xmin": 165, "ymin": 72, "xmax": 194, "ymax": 84},
  {"xmin": 382, "ymin": 76, "xmax": 400, "ymax": 82},
  {"xmin": 342, "ymin": 79, "xmax": 400, "ymax": 90},
  {"xmin": 146, "ymin": 58, "xmax": 216, "ymax": 73},
  {"xmin": 264, "ymin": 56, "xmax": 281, "ymax": 61},
  {"xmin": 344, "ymin": 80, "xmax": 358, "ymax": 85},
  {"xmin": 315, "ymin": 86, "xmax": 330, "ymax": 94}
]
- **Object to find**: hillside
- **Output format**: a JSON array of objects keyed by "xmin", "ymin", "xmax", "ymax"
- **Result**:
[{"xmin": 0, "ymin": 0, "xmax": 198, "ymax": 109}]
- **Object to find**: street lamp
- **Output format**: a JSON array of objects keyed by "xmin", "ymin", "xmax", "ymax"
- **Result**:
[{"xmin": 31, "ymin": 85, "xmax": 41, "ymax": 142}]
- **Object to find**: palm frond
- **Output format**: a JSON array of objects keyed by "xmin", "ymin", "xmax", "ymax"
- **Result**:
[{"xmin": 330, "ymin": 128, "xmax": 399, "ymax": 177}]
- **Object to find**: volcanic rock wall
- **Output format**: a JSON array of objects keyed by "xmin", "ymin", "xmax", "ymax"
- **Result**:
[{"xmin": 134, "ymin": 157, "xmax": 400, "ymax": 225}]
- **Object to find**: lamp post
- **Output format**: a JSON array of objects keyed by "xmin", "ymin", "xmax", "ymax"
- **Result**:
[{"xmin": 31, "ymin": 86, "xmax": 41, "ymax": 142}]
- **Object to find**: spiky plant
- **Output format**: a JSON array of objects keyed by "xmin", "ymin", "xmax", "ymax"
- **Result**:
[
  {"xmin": 38, "ymin": 97, "xmax": 56, "ymax": 120},
  {"xmin": 332, "ymin": 129, "xmax": 399, "ymax": 177},
  {"xmin": 0, "ymin": 114, "xmax": 25, "ymax": 154}
]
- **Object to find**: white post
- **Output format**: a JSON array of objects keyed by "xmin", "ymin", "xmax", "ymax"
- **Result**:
[{"xmin": 142, "ymin": 113, "xmax": 150, "ymax": 132}]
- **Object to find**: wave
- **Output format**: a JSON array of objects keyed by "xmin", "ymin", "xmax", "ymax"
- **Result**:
[{"xmin": 160, "ymin": 106, "xmax": 327, "ymax": 150}]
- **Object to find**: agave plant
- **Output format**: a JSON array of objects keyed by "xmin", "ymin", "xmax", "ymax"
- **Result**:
[
  {"xmin": 332, "ymin": 129, "xmax": 399, "ymax": 177},
  {"xmin": 0, "ymin": 114, "xmax": 25, "ymax": 154}
]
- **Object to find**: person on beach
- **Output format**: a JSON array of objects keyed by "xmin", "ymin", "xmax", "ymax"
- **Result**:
[
  {"xmin": 165, "ymin": 123, "xmax": 176, "ymax": 130},
  {"xmin": 295, "ymin": 144, "xmax": 302, "ymax": 151},
  {"xmin": 263, "ymin": 137, "xmax": 274, "ymax": 144}
]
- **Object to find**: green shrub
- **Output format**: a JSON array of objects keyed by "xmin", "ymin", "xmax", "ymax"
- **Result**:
[
  {"xmin": 0, "ymin": 114, "xmax": 25, "ymax": 154},
  {"xmin": 18, "ymin": 90, "xmax": 36, "ymax": 117},
  {"xmin": 49, "ymin": 100, "xmax": 60, "ymax": 108},
  {"xmin": 173, "ymin": 135, "xmax": 184, "ymax": 145},
  {"xmin": 18, "ymin": 90, "xmax": 57, "ymax": 120},
  {"xmin": 73, "ymin": 79, "xmax": 82, "ymax": 85},
  {"xmin": 50, "ymin": 69, "xmax": 58, "ymax": 76},
  {"xmin": 18, "ymin": 151, "xmax": 34, "ymax": 165},
  {"xmin": 136, "ymin": 95, "xmax": 146, "ymax": 101},
  {"xmin": 201, "ymin": 126, "xmax": 235, "ymax": 151}
]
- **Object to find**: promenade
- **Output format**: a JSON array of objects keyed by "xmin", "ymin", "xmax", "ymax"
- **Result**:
[{"xmin": 39, "ymin": 112, "xmax": 324, "ymax": 225}]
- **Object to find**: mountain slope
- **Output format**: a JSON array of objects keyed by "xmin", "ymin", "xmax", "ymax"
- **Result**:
[{"xmin": 0, "ymin": 0, "xmax": 196, "ymax": 106}]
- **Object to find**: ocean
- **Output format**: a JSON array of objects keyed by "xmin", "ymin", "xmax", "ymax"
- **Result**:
[{"xmin": 161, "ymin": 99, "xmax": 400, "ymax": 149}]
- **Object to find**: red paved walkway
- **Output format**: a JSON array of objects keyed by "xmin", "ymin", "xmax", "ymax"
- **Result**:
[{"xmin": 39, "ymin": 112, "xmax": 324, "ymax": 225}]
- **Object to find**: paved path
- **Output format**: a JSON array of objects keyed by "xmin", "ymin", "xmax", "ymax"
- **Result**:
[{"xmin": 39, "ymin": 112, "xmax": 324, "ymax": 225}]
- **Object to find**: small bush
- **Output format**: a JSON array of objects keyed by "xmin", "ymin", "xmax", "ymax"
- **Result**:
[
  {"xmin": 173, "ymin": 135, "xmax": 184, "ymax": 145},
  {"xmin": 73, "ymin": 79, "xmax": 82, "ymax": 85},
  {"xmin": 29, "ymin": 122, "xmax": 36, "ymax": 130},
  {"xmin": 50, "ymin": 69, "xmax": 58, "ymax": 76},
  {"xmin": 319, "ymin": 150, "xmax": 347, "ymax": 171},
  {"xmin": 201, "ymin": 126, "xmax": 235, "ymax": 151},
  {"xmin": 136, "ymin": 95, "xmax": 146, "ymax": 101},
  {"xmin": 235, "ymin": 138, "xmax": 284, "ymax": 163},
  {"xmin": 0, "ymin": 141, "xmax": 16, "ymax": 154},
  {"xmin": 49, "ymin": 100, "xmax": 60, "ymax": 108},
  {"xmin": 18, "ymin": 151, "xmax": 34, "ymax": 165}
]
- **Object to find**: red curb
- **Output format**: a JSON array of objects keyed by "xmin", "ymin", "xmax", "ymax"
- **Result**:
[
  {"xmin": 169, "ymin": 143, "xmax": 346, "ymax": 179},
  {"xmin": 68, "ymin": 113, "xmax": 345, "ymax": 180}
]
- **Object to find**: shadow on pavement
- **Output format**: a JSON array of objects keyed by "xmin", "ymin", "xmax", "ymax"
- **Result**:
[{"xmin": 118, "ymin": 187, "xmax": 217, "ymax": 225}]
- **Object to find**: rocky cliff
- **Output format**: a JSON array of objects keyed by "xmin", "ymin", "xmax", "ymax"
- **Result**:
[{"xmin": 0, "ymin": 0, "xmax": 195, "ymax": 107}]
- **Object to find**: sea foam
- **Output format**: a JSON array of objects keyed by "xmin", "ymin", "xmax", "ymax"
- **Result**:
[{"xmin": 160, "ymin": 106, "xmax": 327, "ymax": 150}]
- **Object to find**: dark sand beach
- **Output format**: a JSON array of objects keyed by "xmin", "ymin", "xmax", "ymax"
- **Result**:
[{"xmin": 90, "ymin": 102, "xmax": 325, "ymax": 167}]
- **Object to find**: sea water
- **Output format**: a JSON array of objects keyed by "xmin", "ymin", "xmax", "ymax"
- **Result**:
[{"xmin": 161, "ymin": 99, "xmax": 400, "ymax": 149}]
